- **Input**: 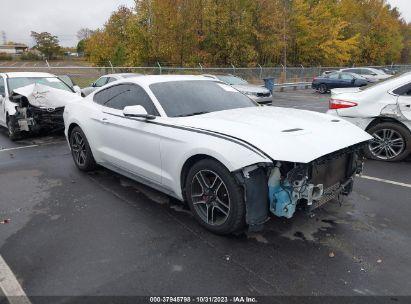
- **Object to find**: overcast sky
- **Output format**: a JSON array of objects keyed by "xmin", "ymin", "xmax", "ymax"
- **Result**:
[{"xmin": 0, "ymin": 0, "xmax": 410, "ymax": 48}]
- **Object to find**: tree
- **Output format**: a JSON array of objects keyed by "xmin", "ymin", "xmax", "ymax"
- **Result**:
[
  {"xmin": 84, "ymin": 0, "xmax": 411, "ymax": 67},
  {"xmin": 76, "ymin": 28, "xmax": 95, "ymax": 40},
  {"xmin": 30, "ymin": 31, "xmax": 61, "ymax": 60}
]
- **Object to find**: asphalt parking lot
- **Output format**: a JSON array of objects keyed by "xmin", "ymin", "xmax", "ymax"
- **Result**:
[{"xmin": 0, "ymin": 90, "xmax": 410, "ymax": 302}]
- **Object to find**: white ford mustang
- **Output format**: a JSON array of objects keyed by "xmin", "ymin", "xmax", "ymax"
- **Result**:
[{"xmin": 64, "ymin": 75, "xmax": 372, "ymax": 234}]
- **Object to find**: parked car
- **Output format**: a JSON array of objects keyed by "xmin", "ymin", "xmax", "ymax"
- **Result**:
[
  {"xmin": 202, "ymin": 74, "xmax": 272, "ymax": 104},
  {"xmin": 0, "ymin": 72, "xmax": 81, "ymax": 140},
  {"xmin": 338, "ymin": 68, "xmax": 392, "ymax": 83},
  {"xmin": 81, "ymin": 73, "xmax": 143, "ymax": 96},
  {"xmin": 312, "ymin": 72, "xmax": 369, "ymax": 94},
  {"xmin": 64, "ymin": 75, "xmax": 371, "ymax": 234},
  {"xmin": 327, "ymin": 72, "xmax": 411, "ymax": 161}
]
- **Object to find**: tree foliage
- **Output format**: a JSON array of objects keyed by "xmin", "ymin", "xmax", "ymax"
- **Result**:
[
  {"xmin": 30, "ymin": 31, "xmax": 61, "ymax": 60},
  {"xmin": 84, "ymin": 0, "xmax": 411, "ymax": 67}
]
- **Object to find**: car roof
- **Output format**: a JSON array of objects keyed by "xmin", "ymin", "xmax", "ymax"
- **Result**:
[
  {"xmin": 120, "ymin": 75, "xmax": 215, "ymax": 86},
  {"xmin": 103, "ymin": 73, "xmax": 142, "ymax": 78},
  {"xmin": 2, "ymin": 72, "xmax": 57, "ymax": 78}
]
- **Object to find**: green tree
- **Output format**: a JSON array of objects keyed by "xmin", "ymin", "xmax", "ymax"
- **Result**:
[{"xmin": 30, "ymin": 31, "xmax": 61, "ymax": 60}]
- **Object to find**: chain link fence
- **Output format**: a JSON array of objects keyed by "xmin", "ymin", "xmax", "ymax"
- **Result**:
[{"xmin": 1, "ymin": 61, "xmax": 411, "ymax": 88}]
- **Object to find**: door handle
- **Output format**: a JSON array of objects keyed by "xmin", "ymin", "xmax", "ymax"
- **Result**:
[{"xmin": 101, "ymin": 117, "xmax": 109, "ymax": 124}]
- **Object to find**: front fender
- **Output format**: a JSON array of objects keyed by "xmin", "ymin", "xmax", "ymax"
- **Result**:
[{"xmin": 160, "ymin": 131, "xmax": 272, "ymax": 199}]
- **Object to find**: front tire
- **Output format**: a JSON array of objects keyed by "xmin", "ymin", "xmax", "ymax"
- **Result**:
[
  {"xmin": 7, "ymin": 116, "xmax": 19, "ymax": 141},
  {"xmin": 365, "ymin": 122, "xmax": 410, "ymax": 161},
  {"xmin": 69, "ymin": 126, "xmax": 97, "ymax": 171},
  {"xmin": 185, "ymin": 159, "xmax": 245, "ymax": 235}
]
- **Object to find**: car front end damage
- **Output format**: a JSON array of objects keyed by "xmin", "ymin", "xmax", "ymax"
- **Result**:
[
  {"xmin": 235, "ymin": 143, "xmax": 365, "ymax": 231},
  {"xmin": 9, "ymin": 92, "xmax": 65, "ymax": 133}
]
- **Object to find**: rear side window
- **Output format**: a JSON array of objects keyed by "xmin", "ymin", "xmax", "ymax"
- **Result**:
[
  {"xmin": 0, "ymin": 77, "xmax": 5, "ymax": 96},
  {"xmin": 392, "ymin": 83, "xmax": 411, "ymax": 96},
  {"xmin": 94, "ymin": 77, "xmax": 108, "ymax": 87},
  {"xmin": 329, "ymin": 73, "xmax": 339, "ymax": 79},
  {"xmin": 340, "ymin": 74, "xmax": 354, "ymax": 80},
  {"xmin": 93, "ymin": 84, "xmax": 159, "ymax": 115}
]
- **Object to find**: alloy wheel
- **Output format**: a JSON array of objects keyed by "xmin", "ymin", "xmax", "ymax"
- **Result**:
[
  {"xmin": 369, "ymin": 128, "xmax": 405, "ymax": 160},
  {"xmin": 190, "ymin": 170, "xmax": 231, "ymax": 226},
  {"xmin": 71, "ymin": 131, "xmax": 87, "ymax": 166}
]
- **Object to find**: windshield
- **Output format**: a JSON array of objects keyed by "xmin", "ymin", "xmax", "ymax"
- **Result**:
[
  {"xmin": 150, "ymin": 80, "xmax": 257, "ymax": 117},
  {"xmin": 216, "ymin": 75, "xmax": 248, "ymax": 85},
  {"xmin": 7, "ymin": 77, "xmax": 73, "ymax": 94}
]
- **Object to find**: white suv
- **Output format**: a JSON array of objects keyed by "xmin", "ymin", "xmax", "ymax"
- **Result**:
[{"xmin": 327, "ymin": 72, "xmax": 411, "ymax": 161}]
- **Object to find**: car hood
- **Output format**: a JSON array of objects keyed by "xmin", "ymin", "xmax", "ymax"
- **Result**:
[
  {"xmin": 13, "ymin": 83, "xmax": 80, "ymax": 108},
  {"xmin": 232, "ymin": 84, "xmax": 269, "ymax": 94},
  {"xmin": 168, "ymin": 107, "xmax": 372, "ymax": 163}
]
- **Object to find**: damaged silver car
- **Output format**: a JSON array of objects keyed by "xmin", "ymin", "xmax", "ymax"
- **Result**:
[
  {"xmin": 0, "ymin": 72, "xmax": 81, "ymax": 140},
  {"xmin": 328, "ymin": 72, "xmax": 411, "ymax": 161}
]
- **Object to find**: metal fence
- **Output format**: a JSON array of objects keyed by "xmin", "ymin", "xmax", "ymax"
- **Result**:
[{"xmin": 1, "ymin": 61, "xmax": 410, "ymax": 88}]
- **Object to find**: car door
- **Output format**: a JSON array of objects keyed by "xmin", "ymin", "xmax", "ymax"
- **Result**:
[
  {"xmin": 93, "ymin": 83, "xmax": 163, "ymax": 183},
  {"xmin": 339, "ymin": 73, "xmax": 355, "ymax": 88},
  {"xmin": 327, "ymin": 73, "xmax": 340, "ymax": 89},
  {"xmin": 0, "ymin": 76, "xmax": 6, "ymax": 126},
  {"xmin": 395, "ymin": 83, "xmax": 411, "ymax": 120}
]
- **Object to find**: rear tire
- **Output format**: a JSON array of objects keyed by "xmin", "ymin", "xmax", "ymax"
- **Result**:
[
  {"xmin": 365, "ymin": 122, "xmax": 410, "ymax": 162},
  {"xmin": 69, "ymin": 126, "xmax": 97, "ymax": 171},
  {"xmin": 185, "ymin": 159, "xmax": 245, "ymax": 235},
  {"xmin": 318, "ymin": 84, "xmax": 328, "ymax": 94}
]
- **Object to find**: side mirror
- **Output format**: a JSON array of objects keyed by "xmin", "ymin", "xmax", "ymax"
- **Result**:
[
  {"xmin": 371, "ymin": 73, "xmax": 377, "ymax": 76},
  {"xmin": 91, "ymin": 82, "xmax": 96, "ymax": 87},
  {"xmin": 123, "ymin": 105, "xmax": 156, "ymax": 120},
  {"xmin": 73, "ymin": 85, "xmax": 82, "ymax": 95}
]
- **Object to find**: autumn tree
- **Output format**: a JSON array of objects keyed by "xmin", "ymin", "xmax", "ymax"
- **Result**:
[{"xmin": 84, "ymin": 0, "xmax": 411, "ymax": 67}]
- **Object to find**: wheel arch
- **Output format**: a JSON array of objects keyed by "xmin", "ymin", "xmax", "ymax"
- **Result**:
[
  {"xmin": 180, "ymin": 154, "xmax": 227, "ymax": 201},
  {"xmin": 365, "ymin": 116, "xmax": 411, "ymax": 135},
  {"xmin": 67, "ymin": 122, "xmax": 80, "ymax": 138}
]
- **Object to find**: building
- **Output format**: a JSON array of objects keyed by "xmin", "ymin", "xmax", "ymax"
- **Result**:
[{"xmin": 0, "ymin": 44, "xmax": 28, "ymax": 55}]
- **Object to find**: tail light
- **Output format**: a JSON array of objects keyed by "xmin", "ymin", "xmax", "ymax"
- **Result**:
[{"xmin": 329, "ymin": 99, "xmax": 358, "ymax": 110}]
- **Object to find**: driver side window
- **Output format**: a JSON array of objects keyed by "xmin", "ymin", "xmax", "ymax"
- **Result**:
[
  {"xmin": 393, "ymin": 83, "xmax": 411, "ymax": 96},
  {"xmin": 0, "ymin": 78, "xmax": 5, "ymax": 96}
]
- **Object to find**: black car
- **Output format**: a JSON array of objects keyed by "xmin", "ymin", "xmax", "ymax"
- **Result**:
[{"xmin": 312, "ymin": 72, "xmax": 369, "ymax": 94}]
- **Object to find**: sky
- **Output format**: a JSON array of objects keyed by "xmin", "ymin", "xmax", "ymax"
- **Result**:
[{"xmin": 0, "ymin": 0, "xmax": 410, "ymax": 48}]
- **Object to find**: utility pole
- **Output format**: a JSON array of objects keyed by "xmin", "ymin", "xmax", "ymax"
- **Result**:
[{"xmin": 1, "ymin": 31, "xmax": 6, "ymax": 45}]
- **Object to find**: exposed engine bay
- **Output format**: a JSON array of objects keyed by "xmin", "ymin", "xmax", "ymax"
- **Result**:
[
  {"xmin": 237, "ymin": 143, "xmax": 365, "ymax": 230},
  {"xmin": 9, "ymin": 83, "xmax": 79, "ymax": 133}
]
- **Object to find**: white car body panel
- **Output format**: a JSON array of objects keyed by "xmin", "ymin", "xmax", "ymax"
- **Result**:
[
  {"xmin": 164, "ymin": 107, "xmax": 371, "ymax": 164},
  {"xmin": 327, "ymin": 72, "xmax": 411, "ymax": 131},
  {"xmin": 65, "ymin": 75, "xmax": 371, "ymax": 200}
]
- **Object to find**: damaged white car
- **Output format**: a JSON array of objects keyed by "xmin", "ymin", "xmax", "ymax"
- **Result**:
[
  {"xmin": 64, "ymin": 75, "xmax": 371, "ymax": 234},
  {"xmin": 0, "ymin": 72, "xmax": 81, "ymax": 140},
  {"xmin": 328, "ymin": 72, "xmax": 411, "ymax": 161}
]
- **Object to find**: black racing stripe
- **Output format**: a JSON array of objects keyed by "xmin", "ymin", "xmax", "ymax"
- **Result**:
[{"xmin": 102, "ymin": 111, "xmax": 271, "ymax": 160}]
